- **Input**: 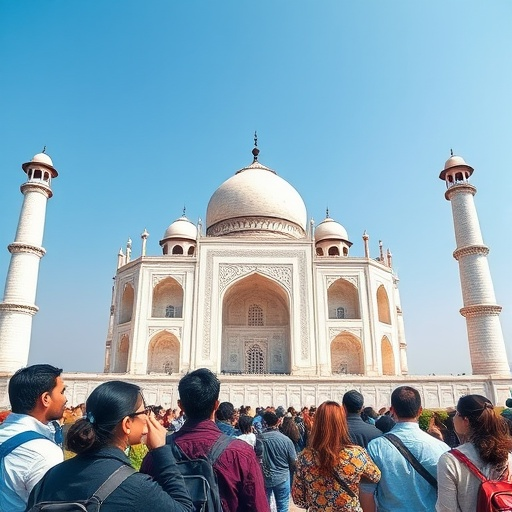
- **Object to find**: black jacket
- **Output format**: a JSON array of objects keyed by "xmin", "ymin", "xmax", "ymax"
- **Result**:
[
  {"xmin": 26, "ymin": 445, "xmax": 193, "ymax": 512},
  {"xmin": 346, "ymin": 413, "xmax": 382, "ymax": 449}
]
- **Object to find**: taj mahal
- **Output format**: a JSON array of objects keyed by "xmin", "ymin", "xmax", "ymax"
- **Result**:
[{"xmin": 0, "ymin": 144, "xmax": 510, "ymax": 409}]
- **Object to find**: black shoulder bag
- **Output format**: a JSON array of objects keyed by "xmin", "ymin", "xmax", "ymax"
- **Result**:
[{"xmin": 332, "ymin": 471, "xmax": 358, "ymax": 499}]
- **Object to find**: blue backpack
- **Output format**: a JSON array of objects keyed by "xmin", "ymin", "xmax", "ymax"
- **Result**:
[{"xmin": 0, "ymin": 430, "xmax": 48, "ymax": 459}]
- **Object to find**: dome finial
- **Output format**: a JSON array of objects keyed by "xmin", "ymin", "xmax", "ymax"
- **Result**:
[
  {"xmin": 42, "ymin": 145, "xmax": 47, "ymax": 154},
  {"xmin": 326, "ymin": 207, "xmax": 330, "ymax": 219},
  {"xmin": 450, "ymin": 148, "xmax": 454, "ymax": 157},
  {"xmin": 182, "ymin": 205, "xmax": 186, "ymax": 217},
  {"xmin": 252, "ymin": 131, "xmax": 260, "ymax": 162}
]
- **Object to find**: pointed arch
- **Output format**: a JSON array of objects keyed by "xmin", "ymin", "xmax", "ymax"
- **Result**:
[
  {"xmin": 328, "ymin": 246, "xmax": 340, "ymax": 256},
  {"xmin": 172, "ymin": 245, "xmax": 183, "ymax": 255},
  {"xmin": 381, "ymin": 335, "xmax": 395, "ymax": 375},
  {"xmin": 147, "ymin": 331, "xmax": 180, "ymax": 374},
  {"xmin": 152, "ymin": 277, "xmax": 183, "ymax": 318},
  {"xmin": 377, "ymin": 285, "xmax": 391, "ymax": 324},
  {"xmin": 327, "ymin": 278, "xmax": 361, "ymax": 319},
  {"xmin": 222, "ymin": 273, "xmax": 290, "ymax": 374},
  {"xmin": 330, "ymin": 331, "xmax": 363, "ymax": 374},
  {"xmin": 119, "ymin": 284, "xmax": 134, "ymax": 324},
  {"xmin": 113, "ymin": 334, "xmax": 129, "ymax": 373}
]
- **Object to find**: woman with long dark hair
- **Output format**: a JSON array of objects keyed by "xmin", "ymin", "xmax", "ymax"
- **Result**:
[
  {"xmin": 280, "ymin": 414, "xmax": 301, "ymax": 453},
  {"xmin": 436, "ymin": 394, "xmax": 512, "ymax": 512},
  {"xmin": 27, "ymin": 381, "xmax": 193, "ymax": 511},
  {"xmin": 291, "ymin": 400, "xmax": 381, "ymax": 511}
]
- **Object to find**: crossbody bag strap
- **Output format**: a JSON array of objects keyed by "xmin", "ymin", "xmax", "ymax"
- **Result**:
[
  {"xmin": 332, "ymin": 470, "xmax": 357, "ymax": 499},
  {"xmin": 92, "ymin": 464, "xmax": 136, "ymax": 503},
  {"xmin": 0, "ymin": 431, "xmax": 48, "ymax": 459},
  {"xmin": 208, "ymin": 434, "xmax": 234, "ymax": 465},
  {"xmin": 449, "ymin": 449, "xmax": 487, "ymax": 483},
  {"xmin": 384, "ymin": 433, "xmax": 438, "ymax": 489}
]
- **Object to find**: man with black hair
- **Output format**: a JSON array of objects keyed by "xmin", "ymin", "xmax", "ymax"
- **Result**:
[
  {"xmin": 0, "ymin": 364, "xmax": 67, "ymax": 512},
  {"xmin": 258, "ymin": 411, "xmax": 297, "ymax": 512},
  {"xmin": 215, "ymin": 401, "xmax": 240, "ymax": 436},
  {"xmin": 342, "ymin": 389, "xmax": 382, "ymax": 448},
  {"xmin": 141, "ymin": 368, "xmax": 269, "ymax": 512},
  {"xmin": 361, "ymin": 385, "xmax": 449, "ymax": 512}
]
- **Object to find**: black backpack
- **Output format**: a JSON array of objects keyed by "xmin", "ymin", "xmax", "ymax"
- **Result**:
[
  {"xmin": 27, "ymin": 465, "xmax": 135, "ymax": 511},
  {"xmin": 168, "ymin": 434, "xmax": 233, "ymax": 512}
]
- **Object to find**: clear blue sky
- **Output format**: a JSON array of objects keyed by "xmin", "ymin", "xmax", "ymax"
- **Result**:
[{"xmin": 0, "ymin": 1, "xmax": 510, "ymax": 375}]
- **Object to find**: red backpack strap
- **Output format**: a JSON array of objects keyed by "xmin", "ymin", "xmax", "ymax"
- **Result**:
[{"xmin": 450, "ymin": 449, "xmax": 487, "ymax": 483}]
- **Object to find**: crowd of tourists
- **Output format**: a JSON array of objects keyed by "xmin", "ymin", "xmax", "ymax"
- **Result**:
[{"xmin": 1, "ymin": 363, "xmax": 512, "ymax": 512}]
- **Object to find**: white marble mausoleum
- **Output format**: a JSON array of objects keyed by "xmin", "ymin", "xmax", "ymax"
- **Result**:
[{"xmin": 0, "ymin": 145, "xmax": 510, "ymax": 410}]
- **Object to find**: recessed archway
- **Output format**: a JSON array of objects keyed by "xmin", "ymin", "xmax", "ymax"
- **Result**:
[
  {"xmin": 222, "ymin": 273, "xmax": 290, "ymax": 374},
  {"xmin": 377, "ymin": 285, "xmax": 391, "ymax": 324},
  {"xmin": 113, "ymin": 334, "xmax": 129, "ymax": 373},
  {"xmin": 327, "ymin": 278, "xmax": 361, "ymax": 319},
  {"xmin": 381, "ymin": 335, "xmax": 395, "ymax": 375},
  {"xmin": 147, "ymin": 331, "xmax": 180, "ymax": 374},
  {"xmin": 331, "ymin": 331, "xmax": 363, "ymax": 375},
  {"xmin": 119, "ymin": 284, "xmax": 134, "ymax": 324},
  {"xmin": 152, "ymin": 277, "xmax": 183, "ymax": 318}
]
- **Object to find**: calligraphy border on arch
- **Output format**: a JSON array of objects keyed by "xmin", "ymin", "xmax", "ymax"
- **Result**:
[
  {"xmin": 148, "ymin": 326, "xmax": 182, "ymax": 340},
  {"xmin": 203, "ymin": 250, "xmax": 309, "ymax": 360},
  {"xmin": 329, "ymin": 327, "xmax": 362, "ymax": 341},
  {"xmin": 152, "ymin": 274, "xmax": 185, "ymax": 287},
  {"xmin": 326, "ymin": 275, "xmax": 359, "ymax": 288}
]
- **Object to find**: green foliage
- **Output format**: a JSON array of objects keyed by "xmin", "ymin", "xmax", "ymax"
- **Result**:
[
  {"xmin": 418, "ymin": 410, "xmax": 433, "ymax": 431},
  {"xmin": 129, "ymin": 443, "xmax": 149, "ymax": 470},
  {"xmin": 418, "ymin": 409, "xmax": 450, "ymax": 431}
]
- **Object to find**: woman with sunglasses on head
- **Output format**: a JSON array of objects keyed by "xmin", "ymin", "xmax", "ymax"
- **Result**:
[
  {"xmin": 436, "ymin": 394, "xmax": 512, "ymax": 512},
  {"xmin": 27, "ymin": 381, "xmax": 193, "ymax": 512},
  {"xmin": 291, "ymin": 400, "xmax": 381, "ymax": 512}
]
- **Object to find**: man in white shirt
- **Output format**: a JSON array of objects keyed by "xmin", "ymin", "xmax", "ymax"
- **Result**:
[{"xmin": 0, "ymin": 364, "xmax": 67, "ymax": 512}]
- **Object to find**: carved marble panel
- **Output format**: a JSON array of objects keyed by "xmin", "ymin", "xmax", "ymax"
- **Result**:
[{"xmin": 203, "ymin": 250, "xmax": 309, "ymax": 361}]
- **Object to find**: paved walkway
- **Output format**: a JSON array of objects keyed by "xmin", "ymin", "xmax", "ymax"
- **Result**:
[{"xmin": 268, "ymin": 494, "xmax": 305, "ymax": 512}]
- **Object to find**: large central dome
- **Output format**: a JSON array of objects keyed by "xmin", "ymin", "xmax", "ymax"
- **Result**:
[{"xmin": 206, "ymin": 156, "xmax": 307, "ymax": 239}]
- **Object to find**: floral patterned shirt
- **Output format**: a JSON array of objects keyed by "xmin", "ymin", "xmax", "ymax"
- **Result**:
[{"xmin": 292, "ymin": 445, "xmax": 381, "ymax": 511}]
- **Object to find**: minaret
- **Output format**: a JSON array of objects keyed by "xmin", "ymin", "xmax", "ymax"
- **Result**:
[
  {"xmin": 440, "ymin": 154, "xmax": 509, "ymax": 374},
  {"xmin": 0, "ymin": 151, "xmax": 58, "ymax": 373}
]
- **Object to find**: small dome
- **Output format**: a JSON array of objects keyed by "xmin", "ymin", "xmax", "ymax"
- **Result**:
[
  {"xmin": 439, "ymin": 154, "xmax": 473, "ymax": 180},
  {"xmin": 206, "ymin": 160, "xmax": 307, "ymax": 238},
  {"xmin": 315, "ymin": 217, "xmax": 349, "ymax": 243},
  {"xmin": 161, "ymin": 216, "xmax": 197, "ymax": 241},
  {"xmin": 32, "ymin": 153, "xmax": 54, "ymax": 166},
  {"xmin": 22, "ymin": 151, "xmax": 58, "ymax": 177}
]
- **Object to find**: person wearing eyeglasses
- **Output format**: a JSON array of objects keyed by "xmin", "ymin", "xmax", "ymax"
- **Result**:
[{"xmin": 26, "ymin": 380, "xmax": 193, "ymax": 512}]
